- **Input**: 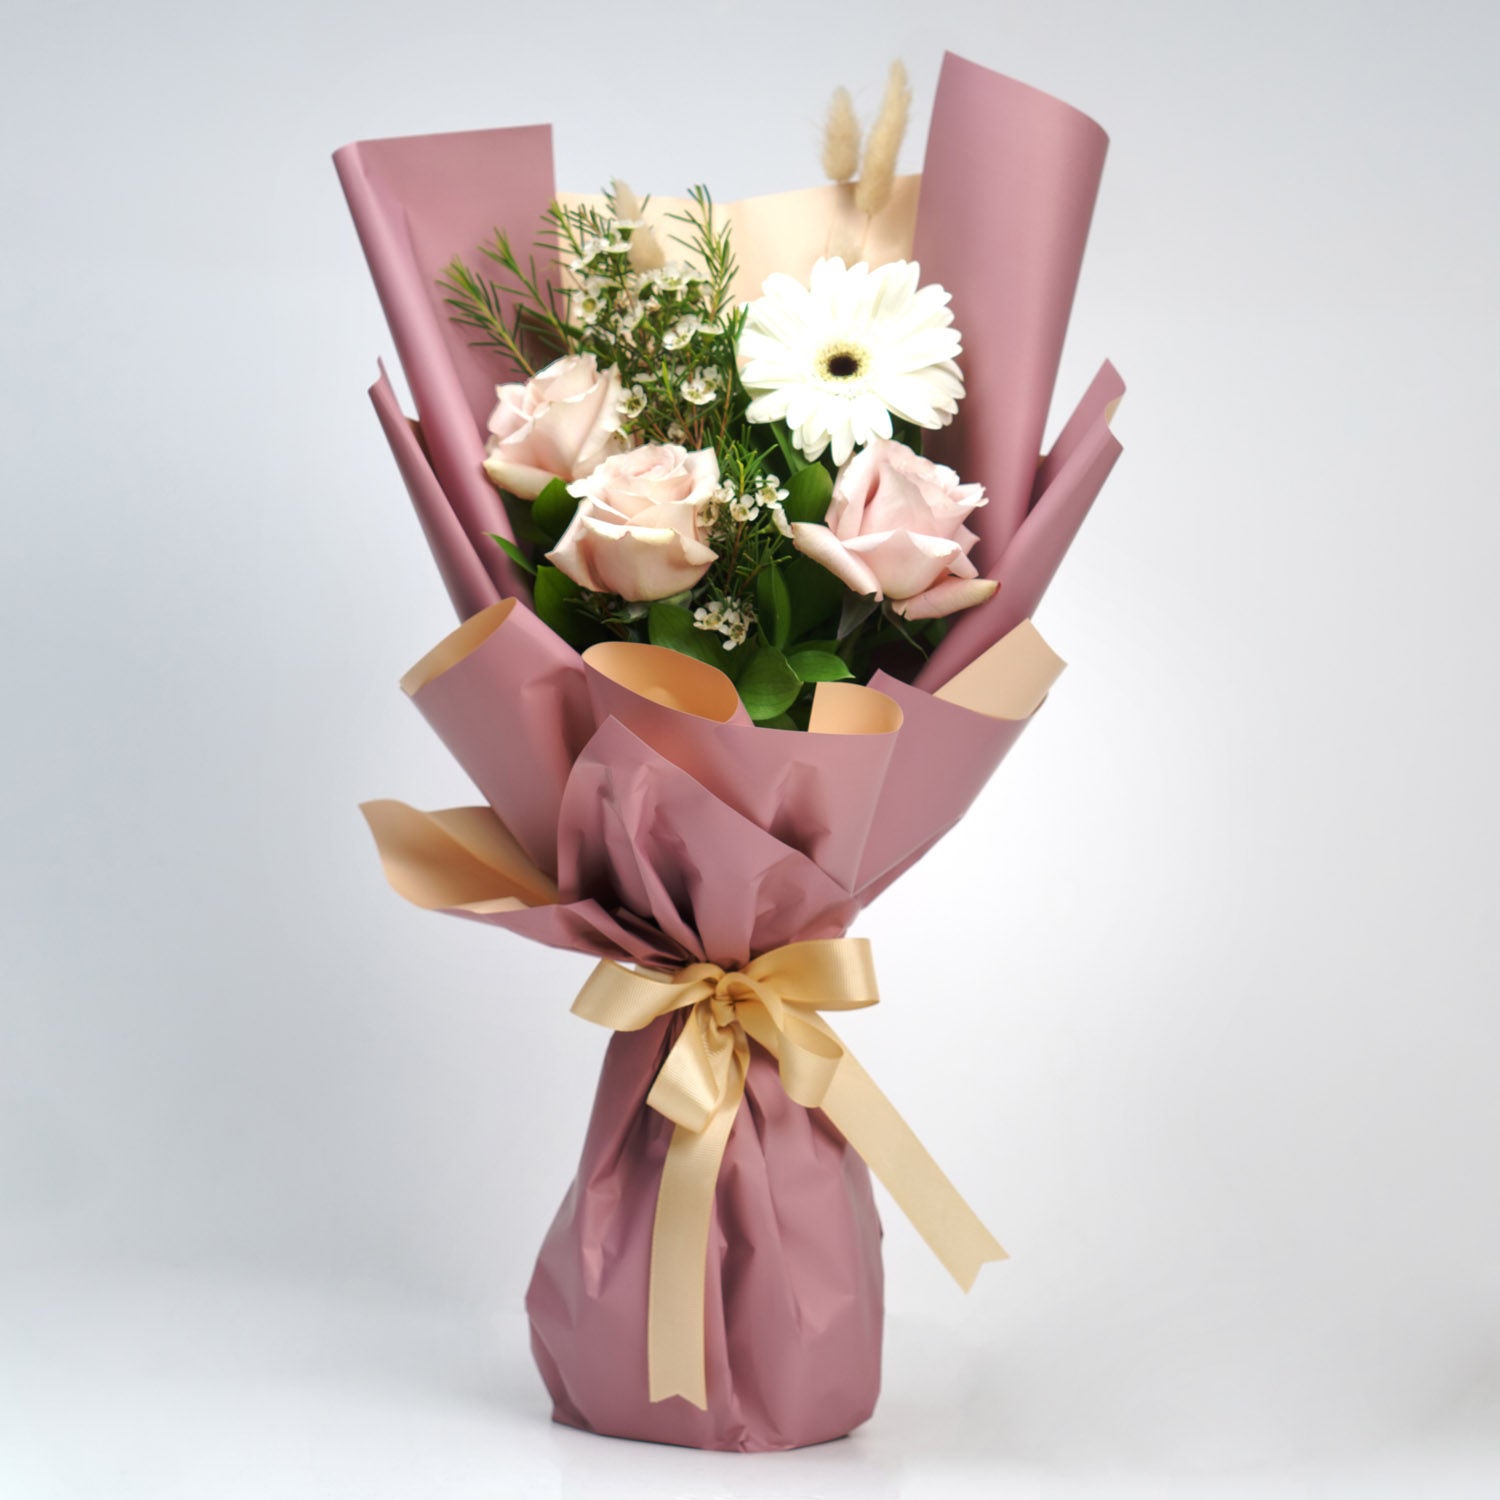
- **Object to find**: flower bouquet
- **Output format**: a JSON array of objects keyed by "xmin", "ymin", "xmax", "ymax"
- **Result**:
[{"xmin": 335, "ymin": 51, "xmax": 1122, "ymax": 1452}]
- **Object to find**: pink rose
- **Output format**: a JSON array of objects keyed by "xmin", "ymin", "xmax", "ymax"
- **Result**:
[
  {"xmin": 546, "ymin": 444, "xmax": 719, "ymax": 601},
  {"xmin": 790, "ymin": 438, "xmax": 999, "ymax": 620},
  {"xmin": 483, "ymin": 354, "xmax": 626, "ymax": 500}
]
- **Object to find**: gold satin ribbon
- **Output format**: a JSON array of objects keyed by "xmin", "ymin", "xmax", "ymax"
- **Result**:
[{"xmin": 570, "ymin": 938, "xmax": 1007, "ymax": 1409}]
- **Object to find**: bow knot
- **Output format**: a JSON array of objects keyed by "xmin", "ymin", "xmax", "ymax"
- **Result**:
[
  {"xmin": 696, "ymin": 966, "xmax": 765, "ymax": 1031},
  {"xmin": 569, "ymin": 937, "xmax": 1006, "ymax": 1410}
]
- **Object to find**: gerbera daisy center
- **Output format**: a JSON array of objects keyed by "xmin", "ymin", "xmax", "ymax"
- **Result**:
[{"xmin": 817, "ymin": 342, "xmax": 870, "ymax": 383}]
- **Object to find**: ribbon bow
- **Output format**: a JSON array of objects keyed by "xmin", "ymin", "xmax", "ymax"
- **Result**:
[{"xmin": 571, "ymin": 938, "xmax": 1007, "ymax": 1408}]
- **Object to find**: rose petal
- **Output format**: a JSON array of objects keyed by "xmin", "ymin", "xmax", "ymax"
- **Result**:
[
  {"xmin": 844, "ymin": 528, "xmax": 962, "ymax": 599},
  {"xmin": 892, "ymin": 576, "xmax": 1000, "ymax": 620},
  {"xmin": 483, "ymin": 455, "xmax": 562, "ymax": 501},
  {"xmin": 791, "ymin": 522, "xmax": 882, "ymax": 597}
]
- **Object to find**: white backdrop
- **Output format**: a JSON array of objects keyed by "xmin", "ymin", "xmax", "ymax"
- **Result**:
[{"xmin": 3, "ymin": 1, "xmax": 1497, "ymax": 1495}]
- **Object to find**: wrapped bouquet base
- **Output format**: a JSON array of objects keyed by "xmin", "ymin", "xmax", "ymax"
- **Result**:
[
  {"xmin": 528, "ymin": 1019, "xmax": 882, "ymax": 1452},
  {"xmin": 361, "ymin": 613, "xmax": 1066, "ymax": 1444}
]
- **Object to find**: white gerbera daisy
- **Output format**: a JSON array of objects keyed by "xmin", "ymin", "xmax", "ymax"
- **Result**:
[{"xmin": 738, "ymin": 257, "xmax": 965, "ymax": 466}]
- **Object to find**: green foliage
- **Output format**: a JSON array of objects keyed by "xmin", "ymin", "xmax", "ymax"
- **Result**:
[
  {"xmin": 767, "ymin": 419, "xmax": 810, "ymax": 475},
  {"xmin": 755, "ymin": 564, "xmax": 791, "ymax": 650},
  {"xmin": 533, "ymin": 478, "xmax": 578, "ymax": 542},
  {"xmin": 533, "ymin": 565, "xmax": 605, "ymax": 650},
  {"xmin": 647, "ymin": 602, "xmax": 727, "ymax": 669},
  {"xmin": 437, "ymin": 233, "xmax": 574, "ymax": 378},
  {"xmin": 487, "ymin": 533, "xmax": 536, "ymax": 577},
  {"xmin": 734, "ymin": 644, "xmax": 802, "ymax": 722},
  {"xmin": 784, "ymin": 461, "xmax": 832, "ymax": 524},
  {"xmin": 787, "ymin": 649, "xmax": 854, "ymax": 683},
  {"xmin": 500, "ymin": 489, "xmax": 551, "ymax": 547},
  {"xmin": 891, "ymin": 416, "xmax": 926, "ymax": 456},
  {"xmin": 837, "ymin": 592, "xmax": 881, "ymax": 640},
  {"xmin": 784, "ymin": 554, "xmax": 847, "ymax": 641}
]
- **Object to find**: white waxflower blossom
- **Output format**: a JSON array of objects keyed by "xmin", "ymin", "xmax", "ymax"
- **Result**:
[
  {"xmin": 700, "ymin": 479, "xmax": 734, "ymax": 527},
  {"xmin": 618, "ymin": 384, "xmax": 647, "ymax": 421},
  {"xmin": 729, "ymin": 493, "xmax": 761, "ymax": 524},
  {"xmin": 720, "ymin": 605, "xmax": 752, "ymax": 649},
  {"xmin": 572, "ymin": 235, "xmax": 613, "ymax": 270},
  {"xmin": 679, "ymin": 370, "xmax": 718, "ymax": 406},
  {"xmin": 692, "ymin": 599, "xmax": 754, "ymax": 649},
  {"xmin": 652, "ymin": 263, "xmax": 694, "ymax": 295},
  {"xmin": 666, "ymin": 422, "xmax": 689, "ymax": 444},
  {"xmin": 662, "ymin": 314, "xmax": 702, "ymax": 351},
  {"xmin": 766, "ymin": 499, "xmax": 793, "ymax": 538},
  {"xmin": 576, "ymin": 287, "xmax": 607, "ymax": 325}
]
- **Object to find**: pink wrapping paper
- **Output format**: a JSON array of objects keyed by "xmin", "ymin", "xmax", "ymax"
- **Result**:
[
  {"xmin": 369, "ymin": 364, "xmax": 499, "ymax": 619},
  {"xmin": 528, "ymin": 1018, "xmax": 883, "ymax": 1452},
  {"xmin": 343, "ymin": 52, "xmax": 1119, "ymax": 1451},
  {"xmin": 912, "ymin": 54, "xmax": 1110, "ymax": 570},
  {"xmin": 335, "ymin": 127, "xmax": 554, "ymax": 599},
  {"xmin": 363, "ymin": 604, "xmax": 1063, "ymax": 1446},
  {"xmin": 400, "ymin": 600, "xmax": 594, "ymax": 879},
  {"xmin": 917, "ymin": 361, "xmax": 1125, "ymax": 689}
]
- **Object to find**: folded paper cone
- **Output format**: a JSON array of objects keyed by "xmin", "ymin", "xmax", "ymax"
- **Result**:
[
  {"xmin": 401, "ymin": 600, "xmax": 593, "ymax": 878},
  {"xmin": 914, "ymin": 53, "xmax": 1109, "ymax": 568}
]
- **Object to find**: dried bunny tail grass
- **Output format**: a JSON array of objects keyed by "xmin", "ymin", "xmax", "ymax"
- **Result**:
[
  {"xmin": 610, "ymin": 178, "xmax": 644, "ymax": 220},
  {"xmin": 611, "ymin": 178, "xmax": 667, "ymax": 271},
  {"xmin": 821, "ymin": 86, "xmax": 862, "ymax": 183},
  {"xmin": 854, "ymin": 60, "xmax": 911, "ymax": 218},
  {"xmin": 628, "ymin": 222, "xmax": 666, "ymax": 272}
]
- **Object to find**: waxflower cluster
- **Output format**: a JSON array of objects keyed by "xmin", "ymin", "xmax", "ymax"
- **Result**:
[{"xmin": 441, "ymin": 180, "xmax": 997, "ymax": 727}]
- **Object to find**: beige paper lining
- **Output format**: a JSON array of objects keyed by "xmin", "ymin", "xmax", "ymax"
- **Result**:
[
  {"xmin": 558, "ymin": 176, "xmax": 920, "ymax": 303},
  {"xmin": 361, "ymin": 800, "xmax": 557, "ymax": 912},
  {"xmin": 400, "ymin": 598, "xmax": 519, "ymax": 697},
  {"xmin": 934, "ymin": 620, "xmax": 1066, "ymax": 721}
]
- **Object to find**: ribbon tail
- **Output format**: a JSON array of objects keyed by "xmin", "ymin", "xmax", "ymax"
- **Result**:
[
  {"xmin": 647, "ymin": 1038, "xmax": 747, "ymax": 1408},
  {"xmin": 811, "ymin": 1020, "xmax": 1008, "ymax": 1290}
]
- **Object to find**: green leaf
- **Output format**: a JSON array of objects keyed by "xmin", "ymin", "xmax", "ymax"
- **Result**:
[
  {"xmin": 500, "ymin": 489, "xmax": 551, "ymax": 546},
  {"xmin": 647, "ymin": 602, "xmax": 726, "ymax": 669},
  {"xmin": 784, "ymin": 554, "xmax": 847, "ymax": 640},
  {"xmin": 532, "ymin": 564, "xmax": 602, "ymax": 650},
  {"xmin": 769, "ymin": 420, "xmax": 810, "ymax": 475},
  {"xmin": 787, "ymin": 648, "xmax": 854, "ymax": 683},
  {"xmin": 487, "ymin": 533, "xmax": 536, "ymax": 577},
  {"xmin": 891, "ymin": 417, "xmax": 925, "ymax": 456},
  {"xmin": 784, "ymin": 462, "xmax": 832, "ymax": 525},
  {"xmin": 533, "ymin": 477, "xmax": 579, "ymax": 542},
  {"xmin": 736, "ymin": 644, "xmax": 802, "ymax": 722},
  {"xmin": 759, "ymin": 713, "xmax": 798, "ymax": 731},
  {"xmin": 755, "ymin": 564, "xmax": 791, "ymax": 651},
  {"xmin": 837, "ymin": 592, "xmax": 880, "ymax": 640}
]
